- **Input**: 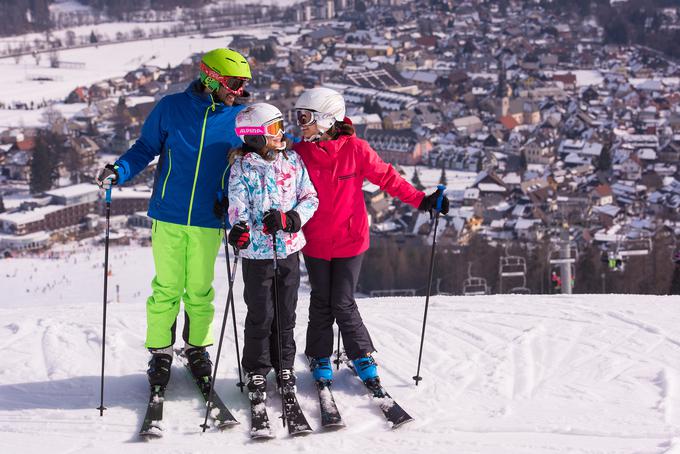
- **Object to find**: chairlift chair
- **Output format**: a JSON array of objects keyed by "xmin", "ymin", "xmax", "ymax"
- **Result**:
[
  {"xmin": 498, "ymin": 254, "xmax": 527, "ymax": 293},
  {"xmin": 462, "ymin": 263, "xmax": 489, "ymax": 296}
]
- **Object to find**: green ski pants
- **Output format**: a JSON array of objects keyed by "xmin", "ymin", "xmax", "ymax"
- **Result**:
[{"xmin": 145, "ymin": 219, "xmax": 223, "ymax": 349}]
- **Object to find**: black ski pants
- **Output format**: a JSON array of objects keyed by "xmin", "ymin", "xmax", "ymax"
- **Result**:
[
  {"xmin": 241, "ymin": 253, "xmax": 299, "ymax": 376},
  {"xmin": 304, "ymin": 254, "xmax": 375, "ymax": 360}
]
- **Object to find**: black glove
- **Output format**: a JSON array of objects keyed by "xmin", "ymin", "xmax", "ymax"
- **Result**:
[
  {"xmin": 227, "ymin": 222, "xmax": 250, "ymax": 249},
  {"xmin": 96, "ymin": 164, "xmax": 119, "ymax": 189},
  {"xmin": 213, "ymin": 193, "xmax": 229, "ymax": 221},
  {"xmin": 418, "ymin": 188, "xmax": 450, "ymax": 217},
  {"xmin": 262, "ymin": 209, "xmax": 301, "ymax": 234}
]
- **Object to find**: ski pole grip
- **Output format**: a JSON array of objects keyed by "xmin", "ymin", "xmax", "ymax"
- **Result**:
[
  {"xmin": 435, "ymin": 184, "xmax": 446, "ymax": 212},
  {"xmin": 105, "ymin": 187, "xmax": 112, "ymax": 203}
]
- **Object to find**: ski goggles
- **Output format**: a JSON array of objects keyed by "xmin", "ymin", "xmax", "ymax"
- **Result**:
[
  {"xmin": 263, "ymin": 118, "xmax": 284, "ymax": 136},
  {"xmin": 295, "ymin": 109, "xmax": 316, "ymax": 127},
  {"xmin": 236, "ymin": 118, "xmax": 284, "ymax": 137},
  {"xmin": 200, "ymin": 62, "xmax": 249, "ymax": 95}
]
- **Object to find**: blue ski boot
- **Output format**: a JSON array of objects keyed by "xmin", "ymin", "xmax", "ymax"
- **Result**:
[
  {"xmin": 352, "ymin": 354, "xmax": 379, "ymax": 383},
  {"xmin": 309, "ymin": 357, "xmax": 333, "ymax": 384}
]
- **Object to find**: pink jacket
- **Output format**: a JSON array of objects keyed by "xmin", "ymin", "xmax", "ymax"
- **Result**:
[{"xmin": 294, "ymin": 133, "xmax": 424, "ymax": 260}]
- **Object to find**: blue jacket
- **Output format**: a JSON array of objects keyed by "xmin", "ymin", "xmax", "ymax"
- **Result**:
[{"xmin": 115, "ymin": 81, "xmax": 245, "ymax": 229}]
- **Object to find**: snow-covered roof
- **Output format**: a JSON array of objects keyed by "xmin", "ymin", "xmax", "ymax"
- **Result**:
[
  {"xmin": 45, "ymin": 183, "xmax": 99, "ymax": 199},
  {"xmin": 0, "ymin": 205, "xmax": 63, "ymax": 225}
]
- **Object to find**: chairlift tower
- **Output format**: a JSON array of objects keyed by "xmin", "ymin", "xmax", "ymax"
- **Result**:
[{"xmin": 548, "ymin": 223, "xmax": 576, "ymax": 295}]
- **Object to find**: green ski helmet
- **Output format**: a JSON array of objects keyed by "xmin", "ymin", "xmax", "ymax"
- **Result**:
[{"xmin": 199, "ymin": 48, "xmax": 252, "ymax": 95}]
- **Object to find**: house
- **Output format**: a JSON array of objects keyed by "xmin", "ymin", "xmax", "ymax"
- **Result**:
[
  {"xmin": 659, "ymin": 140, "xmax": 680, "ymax": 163},
  {"xmin": 363, "ymin": 129, "xmax": 430, "ymax": 165},
  {"xmin": 618, "ymin": 154, "xmax": 643, "ymax": 181},
  {"xmin": 522, "ymin": 138, "xmax": 555, "ymax": 165},
  {"xmin": 591, "ymin": 184, "xmax": 614, "ymax": 206},
  {"xmin": 452, "ymin": 116, "xmax": 483, "ymax": 135}
]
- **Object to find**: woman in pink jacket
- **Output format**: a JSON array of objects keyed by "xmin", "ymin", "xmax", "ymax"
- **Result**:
[{"xmin": 292, "ymin": 87, "xmax": 449, "ymax": 386}]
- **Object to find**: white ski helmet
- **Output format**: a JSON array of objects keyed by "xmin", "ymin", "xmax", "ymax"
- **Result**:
[
  {"xmin": 294, "ymin": 87, "xmax": 346, "ymax": 135},
  {"xmin": 235, "ymin": 103, "xmax": 285, "ymax": 150}
]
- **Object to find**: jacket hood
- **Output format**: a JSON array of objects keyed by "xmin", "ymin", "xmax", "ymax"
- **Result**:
[{"xmin": 241, "ymin": 147, "xmax": 284, "ymax": 168}]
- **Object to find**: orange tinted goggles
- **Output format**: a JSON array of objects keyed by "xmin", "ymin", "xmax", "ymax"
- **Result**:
[{"xmin": 264, "ymin": 119, "xmax": 284, "ymax": 136}]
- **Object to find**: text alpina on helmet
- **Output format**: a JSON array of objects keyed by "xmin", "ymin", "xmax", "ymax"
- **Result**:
[{"xmin": 235, "ymin": 103, "xmax": 285, "ymax": 150}]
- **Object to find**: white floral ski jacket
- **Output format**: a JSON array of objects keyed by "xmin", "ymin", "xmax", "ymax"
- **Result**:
[{"xmin": 227, "ymin": 149, "xmax": 318, "ymax": 259}]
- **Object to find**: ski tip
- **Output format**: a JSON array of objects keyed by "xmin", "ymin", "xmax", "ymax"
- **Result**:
[
  {"xmin": 390, "ymin": 416, "xmax": 415, "ymax": 429},
  {"xmin": 250, "ymin": 429, "xmax": 276, "ymax": 440},
  {"xmin": 217, "ymin": 420, "xmax": 240, "ymax": 429},
  {"xmin": 289, "ymin": 428, "xmax": 314, "ymax": 436},
  {"xmin": 139, "ymin": 428, "xmax": 163, "ymax": 440}
]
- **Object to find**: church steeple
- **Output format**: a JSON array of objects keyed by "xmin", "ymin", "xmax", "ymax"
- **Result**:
[
  {"xmin": 497, "ymin": 61, "xmax": 510, "ymax": 99},
  {"xmin": 496, "ymin": 61, "xmax": 510, "ymax": 118}
]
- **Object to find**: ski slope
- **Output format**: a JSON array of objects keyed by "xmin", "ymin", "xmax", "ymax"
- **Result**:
[{"xmin": 2, "ymin": 244, "xmax": 680, "ymax": 453}]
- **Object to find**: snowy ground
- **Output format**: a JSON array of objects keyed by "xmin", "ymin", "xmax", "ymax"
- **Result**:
[
  {"xmin": 0, "ymin": 25, "xmax": 285, "ymax": 109},
  {"xmin": 3, "ymin": 244, "xmax": 680, "ymax": 453}
]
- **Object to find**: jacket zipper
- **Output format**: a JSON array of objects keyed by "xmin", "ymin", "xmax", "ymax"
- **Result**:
[
  {"xmin": 161, "ymin": 148, "xmax": 172, "ymax": 199},
  {"xmin": 187, "ymin": 101, "xmax": 214, "ymax": 225}
]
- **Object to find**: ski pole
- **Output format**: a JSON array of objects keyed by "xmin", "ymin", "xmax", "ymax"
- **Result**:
[
  {"xmin": 97, "ymin": 186, "xmax": 112, "ymax": 416},
  {"xmin": 201, "ymin": 234, "xmax": 239, "ymax": 432},
  {"xmin": 217, "ymin": 190, "xmax": 244, "ymax": 391},
  {"xmin": 226, "ymin": 240, "xmax": 245, "ymax": 392},
  {"xmin": 413, "ymin": 185, "xmax": 446, "ymax": 386},
  {"xmin": 271, "ymin": 230, "xmax": 287, "ymax": 427},
  {"xmin": 334, "ymin": 327, "xmax": 342, "ymax": 370}
]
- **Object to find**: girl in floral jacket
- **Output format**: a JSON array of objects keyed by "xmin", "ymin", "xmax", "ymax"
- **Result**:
[{"xmin": 227, "ymin": 103, "xmax": 318, "ymax": 397}]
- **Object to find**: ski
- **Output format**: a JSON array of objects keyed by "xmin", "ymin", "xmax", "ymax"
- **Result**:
[
  {"xmin": 139, "ymin": 385, "xmax": 165, "ymax": 439},
  {"xmin": 339, "ymin": 351, "xmax": 414, "ymax": 428},
  {"xmin": 175, "ymin": 349, "xmax": 239, "ymax": 429},
  {"xmin": 281, "ymin": 390, "xmax": 314, "ymax": 435},
  {"xmin": 314, "ymin": 380, "xmax": 344, "ymax": 429},
  {"xmin": 249, "ymin": 393, "xmax": 275, "ymax": 439}
]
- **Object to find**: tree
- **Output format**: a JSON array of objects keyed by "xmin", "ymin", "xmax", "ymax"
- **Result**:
[
  {"xmin": 411, "ymin": 167, "xmax": 425, "ymax": 191},
  {"xmin": 0, "ymin": 195, "xmax": 5, "ymax": 214},
  {"xmin": 519, "ymin": 150, "xmax": 528, "ymax": 171},
  {"xmin": 597, "ymin": 144, "xmax": 612, "ymax": 171},
  {"xmin": 355, "ymin": 0, "xmax": 366, "ymax": 13},
  {"xmin": 30, "ymin": 132, "xmax": 59, "ymax": 194},
  {"xmin": 439, "ymin": 166, "xmax": 447, "ymax": 186},
  {"xmin": 89, "ymin": 30, "xmax": 98, "ymax": 44}
]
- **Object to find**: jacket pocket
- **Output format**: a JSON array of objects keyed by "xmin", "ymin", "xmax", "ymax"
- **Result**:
[
  {"xmin": 338, "ymin": 172, "xmax": 356, "ymax": 181},
  {"xmin": 161, "ymin": 148, "xmax": 172, "ymax": 200}
]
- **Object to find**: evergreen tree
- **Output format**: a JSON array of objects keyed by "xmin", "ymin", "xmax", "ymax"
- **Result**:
[
  {"xmin": 30, "ymin": 134, "xmax": 56, "ymax": 194},
  {"xmin": 0, "ymin": 195, "xmax": 5, "ymax": 214},
  {"xmin": 89, "ymin": 30, "xmax": 98, "ymax": 44},
  {"xmin": 671, "ymin": 265, "xmax": 680, "ymax": 295},
  {"xmin": 519, "ymin": 150, "xmax": 528, "ymax": 171},
  {"xmin": 411, "ymin": 167, "xmax": 425, "ymax": 191},
  {"xmin": 597, "ymin": 144, "xmax": 612, "ymax": 171},
  {"xmin": 439, "ymin": 165, "xmax": 447, "ymax": 186}
]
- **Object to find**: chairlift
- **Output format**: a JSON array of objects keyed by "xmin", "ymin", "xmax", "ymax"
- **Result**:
[
  {"xmin": 462, "ymin": 263, "xmax": 489, "ymax": 296},
  {"xmin": 498, "ymin": 249, "xmax": 527, "ymax": 293},
  {"xmin": 548, "ymin": 242, "xmax": 578, "ymax": 266}
]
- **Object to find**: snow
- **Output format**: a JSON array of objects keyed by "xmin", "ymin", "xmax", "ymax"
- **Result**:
[
  {"xmin": 399, "ymin": 165, "xmax": 478, "ymax": 193},
  {"xmin": 0, "ymin": 25, "xmax": 285, "ymax": 106},
  {"xmin": 553, "ymin": 70, "xmax": 604, "ymax": 87},
  {"xmin": 2, "ymin": 243, "xmax": 680, "ymax": 452}
]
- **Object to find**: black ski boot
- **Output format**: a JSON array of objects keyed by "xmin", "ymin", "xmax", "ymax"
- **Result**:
[
  {"xmin": 147, "ymin": 350, "xmax": 173, "ymax": 387},
  {"xmin": 276, "ymin": 368, "xmax": 297, "ymax": 394},
  {"xmin": 185, "ymin": 346, "xmax": 212, "ymax": 379},
  {"xmin": 246, "ymin": 372, "xmax": 267, "ymax": 401}
]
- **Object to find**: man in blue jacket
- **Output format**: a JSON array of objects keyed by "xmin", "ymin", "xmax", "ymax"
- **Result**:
[{"xmin": 96, "ymin": 48, "xmax": 251, "ymax": 387}]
